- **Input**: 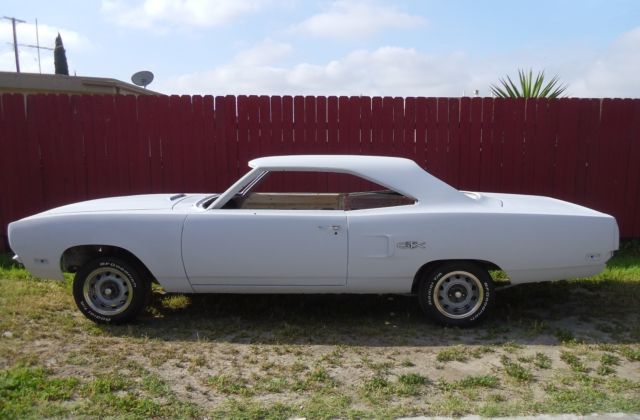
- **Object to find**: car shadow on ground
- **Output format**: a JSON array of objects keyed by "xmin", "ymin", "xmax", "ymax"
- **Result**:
[{"xmin": 100, "ymin": 278, "xmax": 640, "ymax": 348}]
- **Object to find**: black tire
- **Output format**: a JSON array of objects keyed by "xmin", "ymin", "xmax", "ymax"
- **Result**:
[
  {"xmin": 72, "ymin": 256, "xmax": 149, "ymax": 324},
  {"xmin": 418, "ymin": 261, "xmax": 494, "ymax": 327}
]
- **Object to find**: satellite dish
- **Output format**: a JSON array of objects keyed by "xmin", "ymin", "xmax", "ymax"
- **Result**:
[{"xmin": 131, "ymin": 70, "xmax": 154, "ymax": 89}]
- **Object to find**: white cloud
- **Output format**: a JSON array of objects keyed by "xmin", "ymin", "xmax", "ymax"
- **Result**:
[
  {"xmin": 101, "ymin": 0, "xmax": 267, "ymax": 30},
  {"xmin": 0, "ymin": 21, "xmax": 91, "ymax": 73},
  {"xmin": 234, "ymin": 38, "xmax": 293, "ymax": 66},
  {"xmin": 470, "ymin": 27, "xmax": 640, "ymax": 98},
  {"xmin": 568, "ymin": 27, "xmax": 640, "ymax": 98},
  {"xmin": 289, "ymin": 1, "xmax": 426, "ymax": 40},
  {"xmin": 157, "ymin": 44, "xmax": 468, "ymax": 96},
  {"xmin": 158, "ymin": 25, "xmax": 640, "ymax": 98}
]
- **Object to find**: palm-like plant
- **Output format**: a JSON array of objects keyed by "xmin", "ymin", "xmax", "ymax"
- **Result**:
[{"xmin": 490, "ymin": 69, "xmax": 568, "ymax": 98}]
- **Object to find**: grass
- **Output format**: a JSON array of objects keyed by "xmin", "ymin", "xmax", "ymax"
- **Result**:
[
  {"xmin": 560, "ymin": 351, "xmax": 589, "ymax": 373},
  {"xmin": 0, "ymin": 364, "xmax": 200, "ymax": 419},
  {"xmin": 1, "ymin": 242, "xmax": 640, "ymax": 417},
  {"xmin": 436, "ymin": 345, "xmax": 470, "ymax": 363},
  {"xmin": 207, "ymin": 374, "xmax": 251, "ymax": 395},
  {"xmin": 456, "ymin": 375, "xmax": 500, "ymax": 389},
  {"xmin": 597, "ymin": 353, "xmax": 620, "ymax": 376},
  {"xmin": 534, "ymin": 352, "xmax": 552, "ymax": 369},
  {"xmin": 620, "ymin": 346, "xmax": 640, "ymax": 361},
  {"xmin": 0, "ymin": 365, "xmax": 80, "ymax": 418},
  {"xmin": 501, "ymin": 356, "xmax": 533, "ymax": 382}
]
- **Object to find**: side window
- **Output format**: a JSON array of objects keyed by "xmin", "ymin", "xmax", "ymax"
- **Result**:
[{"xmin": 232, "ymin": 171, "xmax": 415, "ymax": 210}]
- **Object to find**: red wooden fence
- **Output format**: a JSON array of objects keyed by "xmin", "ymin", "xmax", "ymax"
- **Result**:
[{"xmin": 1, "ymin": 93, "xmax": 639, "ymax": 252}]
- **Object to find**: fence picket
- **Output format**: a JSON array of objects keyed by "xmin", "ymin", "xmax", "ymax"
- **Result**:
[
  {"xmin": 259, "ymin": 95, "xmax": 271, "ymax": 159},
  {"xmin": 554, "ymin": 98, "xmax": 580, "ymax": 201},
  {"xmin": 393, "ymin": 97, "xmax": 404, "ymax": 158},
  {"xmin": 627, "ymin": 100, "xmax": 640, "ymax": 237},
  {"xmin": 0, "ymin": 95, "xmax": 27, "ymax": 231},
  {"xmin": 447, "ymin": 98, "xmax": 461, "ymax": 187},
  {"xmin": 381, "ymin": 97, "xmax": 394, "ymax": 158},
  {"xmin": 414, "ymin": 97, "xmax": 427, "ymax": 170},
  {"xmin": 248, "ymin": 95, "xmax": 261, "ymax": 162},
  {"xmin": 371, "ymin": 97, "xmax": 383, "ymax": 156},
  {"xmin": 462, "ymin": 97, "xmax": 481, "ymax": 191},
  {"xmin": 403, "ymin": 97, "xmax": 416, "ymax": 160},
  {"xmin": 281, "ymin": 96, "xmax": 294, "ymax": 191},
  {"xmin": 424, "ymin": 98, "xmax": 438, "ymax": 173}
]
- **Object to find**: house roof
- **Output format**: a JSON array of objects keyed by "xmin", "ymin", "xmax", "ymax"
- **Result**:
[{"xmin": 0, "ymin": 71, "xmax": 162, "ymax": 96}]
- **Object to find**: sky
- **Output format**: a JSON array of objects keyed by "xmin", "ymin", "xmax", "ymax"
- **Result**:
[{"xmin": 1, "ymin": 0, "xmax": 639, "ymax": 98}]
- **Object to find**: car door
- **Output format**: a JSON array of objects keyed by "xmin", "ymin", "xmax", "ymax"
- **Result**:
[{"xmin": 181, "ymin": 209, "xmax": 347, "ymax": 287}]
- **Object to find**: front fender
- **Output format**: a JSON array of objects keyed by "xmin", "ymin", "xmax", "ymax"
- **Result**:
[{"xmin": 9, "ymin": 212, "xmax": 190, "ymax": 291}]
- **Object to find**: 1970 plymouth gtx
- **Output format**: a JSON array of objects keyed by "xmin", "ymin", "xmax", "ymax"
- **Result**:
[{"xmin": 8, "ymin": 155, "xmax": 619, "ymax": 326}]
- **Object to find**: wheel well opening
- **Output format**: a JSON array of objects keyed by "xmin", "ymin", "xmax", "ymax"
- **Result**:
[
  {"xmin": 410, "ymin": 259, "xmax": 502, "ymax": 294},
  {"xmin": 61, "ymin": 245, "xmax": 156, "ymax": 283}
]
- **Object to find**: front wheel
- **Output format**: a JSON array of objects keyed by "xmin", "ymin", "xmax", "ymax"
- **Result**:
[
  {"xmin": 73, "ymin": 257, "xmax": 149, "ymax": 324},
  {"xmin": 418, "ymin": 262, "xmax": 494, "ymax": 327}
]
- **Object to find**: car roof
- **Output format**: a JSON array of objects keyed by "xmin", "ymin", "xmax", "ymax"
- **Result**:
[
  {"xmin": 250, "ymin": 155, "xmax": 415, "ymax": 172},
  {"xmin": 248, "ymin": 155, "xmax": 470, "ymax": 205}
]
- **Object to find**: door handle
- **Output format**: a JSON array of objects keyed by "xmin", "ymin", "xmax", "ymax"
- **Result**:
[{"xmin": 318, "ymin": 225, "xmax": 342, "ymax": 231}]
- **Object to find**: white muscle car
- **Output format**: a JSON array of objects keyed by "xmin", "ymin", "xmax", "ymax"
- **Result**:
[{"xmin": 8, "ymin": 155, "xmax": 619, "ymax": 326}]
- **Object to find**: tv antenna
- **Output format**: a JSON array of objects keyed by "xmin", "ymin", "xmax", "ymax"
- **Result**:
[
  {"xmin": 131, "ymin": 70, "xmax": 154, "ymax": 89},
  {"xmin": 18, "ymin": 20, "xmax": 54, "ymax": 73},
  {"xmin": 3, "ymin": 16, "xmax": 26, "ymax": 72},
  {"xmin": 4, "ymin": 18, "xmax": 54, "ymax": 73}
]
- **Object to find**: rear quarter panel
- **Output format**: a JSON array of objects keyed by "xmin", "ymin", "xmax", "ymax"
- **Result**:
[{"xmin": 346, "ymin": 208, "xmax": 617, "ymax": 292}]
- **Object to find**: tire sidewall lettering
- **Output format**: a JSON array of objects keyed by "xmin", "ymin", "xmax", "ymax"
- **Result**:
[
  {"xmin": 426, "ymin": 271, "xmax": 444, "ymax": 307},
  {"xmin": 469, "ymin": 283, "xmax": 491, "ymax": 322},
  {"xmin": 419, "ymin": 264, "xmax": 494, "ymax": 326},
  {"xmin": 97, "ymin": 261, "xmax": 138, "ymax": 289},
  {"xmin": 427, "ymin": 281, "xmax": 436, "ymax": 307},
  {"xmin": 79, "ymin": 300, "xmax": 113, "ymax": 323},
  {"xmin": 73, "ymin": 257, "xmax": 148, "ymax": 324}
]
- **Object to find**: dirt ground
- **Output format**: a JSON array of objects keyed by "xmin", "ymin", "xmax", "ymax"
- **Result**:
[{"xmin": 2, "ymin": 276, "xmax": 640, "ymax": 418}]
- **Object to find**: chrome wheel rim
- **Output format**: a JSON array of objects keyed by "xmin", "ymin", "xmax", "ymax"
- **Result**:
[
  {"xmin": 433, "ymin": 271, "xmax": 484, "ymax": 319},
  {"xmin": 83, "ymin": 267, "xmax": 133, "ymax": 316}
]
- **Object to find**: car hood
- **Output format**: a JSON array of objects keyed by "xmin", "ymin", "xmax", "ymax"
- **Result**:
[{"xmin": 35, "ymin": 194, "xmax": 196, "ymax": 216}]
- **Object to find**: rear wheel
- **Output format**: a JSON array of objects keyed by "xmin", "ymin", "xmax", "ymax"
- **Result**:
[
  {"xmin": 73, "ymin": 257, "xmax": 149, "ymax": 324},
  {"xmin": 418, "ymin": 262, "xmax": 494, "ymax": 327}
]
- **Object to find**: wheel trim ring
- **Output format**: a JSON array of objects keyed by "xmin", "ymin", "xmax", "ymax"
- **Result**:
[
  {"xmin": 82, "ymin": 267, "xmax": 134, "ymax": 316},
  {"xmin": 433, "ymin": 270, "xmax": 484, "ymax": 319}
]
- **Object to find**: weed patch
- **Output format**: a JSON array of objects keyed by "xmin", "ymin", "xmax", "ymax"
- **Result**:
[
  {"xmin": 533, "ymin": 352, "xmax": 552, "ymax": 369},
  {"xmin": 501, "ymin": 356, "xmax": 532, "ymax": 382},
  {"xmin": 560, "ymin": 351, "xmax": 589, "ymax": 373},
  {"xmin": 436, "ymin": 346, "xmax": 469, "ymax": 363}
]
